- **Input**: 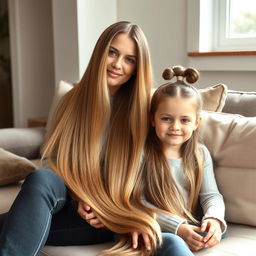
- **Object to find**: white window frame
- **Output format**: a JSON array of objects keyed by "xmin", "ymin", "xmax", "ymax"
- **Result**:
[
  {"xmin": 214, "ymin": 0, "xmax": 256, "ymax": 51},
  {"xmin": 187, "ymin": 0, "xmax": 256, "ymax": 71}
]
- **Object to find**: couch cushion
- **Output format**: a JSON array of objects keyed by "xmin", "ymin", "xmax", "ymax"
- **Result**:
[
  {"xmin": 199, "ymin": 111, "xmax": 256, "ymax": 226},
  {"xmin": 0, "ymin": 127, "xmax": 46, "ymax": 159},
  {"xmin": 0, "ymin": 148, "xmax": 36, "ymax": 186},
  {"xmin": 199, "ymin": 84, "xmax": 227, "ymax": 112},
  {"xmin": 222, "ymin": 90, "xmax": 256, "ymax": 117},
  {"xmin": 195, "ymin": 224, "xmax": 256, "ymax": 255},
  {"xmin": 40, "ymin": 224, "xmax": 256, "ymax": 256},
  {"xmin": 45, "ymin": 80, "xmax": 74, "ymax": 139}
]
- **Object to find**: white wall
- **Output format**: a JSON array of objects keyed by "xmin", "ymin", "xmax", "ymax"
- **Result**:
[
  {"xmin": 52, "ymin": 0, "xmax": 80, "ymax": 87},
  {"xmin": 52, "ymin": 0, "xmax": 117, "ymax": 86},
  {"xmin": 76, "ymin": 0, "xmax": 117, "ymax": 78},
  {"xmin": 9, "ymin": 0, "xmax": 117, "ymax": 127},
  {"xmin": 8, "ymin": 0, "xmax": 54, "ymax": 127},
  {"xmin": 118, "ymin": 0, "xmax": 256, "ymax": 91}
]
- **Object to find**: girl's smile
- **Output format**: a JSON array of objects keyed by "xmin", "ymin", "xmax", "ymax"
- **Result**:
[{"xmin": 152, "ymin": 97, "xmax": 201, "ymax": 157}]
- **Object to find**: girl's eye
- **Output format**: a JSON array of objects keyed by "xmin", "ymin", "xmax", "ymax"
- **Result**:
[
  {"xmin": 108, "ymin": 49, "xmax": 117, "ymax": 57},
  {"xmin": 181, "ymin": 118, "xmax": 190, "ymax": 123},
  {"xmin": 161, "ymin": 117, "xmax": 172, "ymax": 122}
]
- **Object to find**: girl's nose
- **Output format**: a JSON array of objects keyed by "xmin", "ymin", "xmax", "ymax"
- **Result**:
[{"xmin": 171, "ymin": 120, "xmax": 180, "ymax": 131}]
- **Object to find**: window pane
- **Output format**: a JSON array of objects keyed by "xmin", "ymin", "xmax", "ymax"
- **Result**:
[{"xmin": 228, "ymin": 0, "xmax": 256, "ymax": 38}]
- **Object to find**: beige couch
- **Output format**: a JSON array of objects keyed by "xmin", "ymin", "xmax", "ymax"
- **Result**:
[{"xmin": 1, "ymin": 85, "xmax": 256, "ymax": 255}]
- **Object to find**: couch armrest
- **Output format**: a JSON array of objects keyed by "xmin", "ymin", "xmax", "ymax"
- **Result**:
[{"xmin": 0, "ymin": 127, "xmax": 46, "ymax": 159}]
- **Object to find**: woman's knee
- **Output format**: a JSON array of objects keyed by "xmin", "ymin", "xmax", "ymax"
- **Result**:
[{"xmin": 22, "ymin": 169, "xmax": 67, "ymax": 198}]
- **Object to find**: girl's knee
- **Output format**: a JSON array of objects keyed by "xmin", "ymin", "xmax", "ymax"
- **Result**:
[{"xmin": 162, "ymin": 233, "xmax": 185, "ymax": 245}]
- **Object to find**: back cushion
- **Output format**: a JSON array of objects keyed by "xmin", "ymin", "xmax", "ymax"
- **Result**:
[
  {"xmin": 199, "ymin": 111, "xmax": 256, "ymax": 226},
  {"xmin": 222, "ymin": 90, "xmax": 256, "ymax": 117}
]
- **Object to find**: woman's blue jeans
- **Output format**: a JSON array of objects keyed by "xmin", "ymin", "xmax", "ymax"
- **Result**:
[{"xmin": 0, "ymin": 169, "xmax": 193, "ymax": 256}]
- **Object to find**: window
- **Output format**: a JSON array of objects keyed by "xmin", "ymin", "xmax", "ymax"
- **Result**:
[
  {"xmin": 215, "ymin": 0, "xmax": 256, "ymax": 51},
  {"xmin": 187, "ymin": 0, "xmax": 256, "ymax": 71}
]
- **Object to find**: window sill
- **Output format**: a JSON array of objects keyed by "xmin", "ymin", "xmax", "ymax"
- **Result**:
[
  {"xmin": 188, "ymin": 51, "xmax": 256, "ymax": 56},
  {"xmin": 187, "ymin": 51, "xmax": 256, "ymax": 71}
]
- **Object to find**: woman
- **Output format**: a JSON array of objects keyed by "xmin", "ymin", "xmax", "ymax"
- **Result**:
[{"xmin": 0, "ymin": 21, "xmax": 159, "ymax": 256}]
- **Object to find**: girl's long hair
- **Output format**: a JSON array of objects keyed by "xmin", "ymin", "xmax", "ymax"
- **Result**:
[
  {"xmin": 136, "ymin": 66, "xmax": 204, "ymax": 224},
  {"xmin": 42, "ymin": 21, "xmax": 161, "ymax": 255}
]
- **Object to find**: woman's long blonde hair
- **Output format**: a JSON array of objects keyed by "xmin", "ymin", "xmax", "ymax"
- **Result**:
[
  {"xmin": 42, "ymin": 21, "xmax": 161, "ymax": 255},
  {"xmin": 137, "ymin": 66, "xmax": 204, "ymax": 224}
]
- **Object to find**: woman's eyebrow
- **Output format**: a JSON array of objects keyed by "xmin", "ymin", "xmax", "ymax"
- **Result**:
[
  {"xmin": 110, "ymin": 46, "xmax": 137, "ymax": 59},
  {"xmin": 109, "ymin": 46, "xmax": 118, "ymax": 52}
]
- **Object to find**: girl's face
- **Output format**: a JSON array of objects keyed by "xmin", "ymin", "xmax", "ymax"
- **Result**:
[
  {"xmin": 152, "ymin": 97, "xmax": 200, "ymax": 157},
  {"xmin": 106, "ymin": 33, "xmax": 137, "ymax": 95}
]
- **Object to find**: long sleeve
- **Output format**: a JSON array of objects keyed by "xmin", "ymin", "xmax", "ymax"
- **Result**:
[
  {"xmin": 141, "ymin": 198, "xmax": 187, "ymax": 234},
  {"xmin": 199, "ymin": 145, "xmax": 227, "ymax": 233}
]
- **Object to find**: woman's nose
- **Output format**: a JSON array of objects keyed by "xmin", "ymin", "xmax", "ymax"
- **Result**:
[{"xmin": 112, "ymin": 57, "xmax": 122, "ymax": 69}]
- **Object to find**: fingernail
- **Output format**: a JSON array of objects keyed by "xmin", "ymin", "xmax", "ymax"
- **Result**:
[{"xmin": 147, "ymin": 246, "xmax": 151, "ymax": 251}]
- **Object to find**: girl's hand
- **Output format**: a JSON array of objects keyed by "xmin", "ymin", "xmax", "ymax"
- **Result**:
[
  {"xmin": 77, "ymin": 201, "xmax": 104, "ymax": 228},
  {"xmin": 200, "ymin": 218, "xmax": 222, "ymax": 248},
  {"xmin": 177, "ymin": 224, "xmax": 205, "ymax": 251},
  {"xmin": 131, "ymin": 231, "xmax": 152, "ymax": 251}
]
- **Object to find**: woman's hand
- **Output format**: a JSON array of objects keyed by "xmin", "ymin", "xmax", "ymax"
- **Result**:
[
  {"xmin": 77, "ymin": 201, "xmax": 104, "ymax": 228},
  {"xmin": 200, "ymin": 218, "xmax": 222, "ymax": 248},
  {"xmin": 177, "ymin": 224, "xmax": 205, "ymax": 251},
  {"xmin": 131, "ymin": 231, "xmax": 152, "ymax": 251}
]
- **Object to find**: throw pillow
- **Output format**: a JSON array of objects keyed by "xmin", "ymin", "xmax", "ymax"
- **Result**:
[
  {"xmin": 199, "ymin": 84, "xmax": 228, "ymax": 112},
  {"xmin": 45, "ymin": 80, "xmax": 73, "ymax": 138},
  {"xmin": 0, "ymin": 148, "xmax": 37, "ymax": 186},
  {"xmin": 222, "ymin": 90, "xmax": 256, "ymax": 117},
  {"xmin": 199, "ymin": 111, "xmax": 256, "ymax": 226},
  {"xmin": 152, "ymin": 83, "xmax": 227, "ymax": 112}
]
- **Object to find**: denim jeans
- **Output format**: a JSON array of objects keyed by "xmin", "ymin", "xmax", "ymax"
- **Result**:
[
  {"xmin": 0, "ymin": 169, "xmax": 193, "ymax": 256},
  {"xmin": 156, "ymin": 233, "xmax": 194, "ymax": 256},
  {"xmin": 0, "ymin": 169, "xmax": 114, "ymax": 255}
]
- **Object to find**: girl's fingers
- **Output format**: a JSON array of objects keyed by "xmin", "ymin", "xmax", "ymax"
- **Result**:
[
  {"xmin": 200, "ymin": 221, "xmax": 208, "ymax": 232},
  {"xmin": 203, "ymin": 226, "xmax": 215, "ymax": 243}
]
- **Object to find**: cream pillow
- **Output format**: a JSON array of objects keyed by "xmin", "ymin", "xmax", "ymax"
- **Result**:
[
  {"xmin": 153, "ymin": 83, "xmax": 227, "ymax": 112},
  {"xmin": 199, "ymin": 84, "xmax": 228, "ymax": 112},
  {"xmin": 199, "ymin": 111, "xmax": 256, "ymax": 226},
  {"xmin": 0, "ymin": 148, "xmax": 37, "ymax": 186}
]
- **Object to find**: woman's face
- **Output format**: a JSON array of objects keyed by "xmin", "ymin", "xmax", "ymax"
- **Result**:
[{"xmin": 106, "ymin": 33, "xmax": 137, "ymax": 95}]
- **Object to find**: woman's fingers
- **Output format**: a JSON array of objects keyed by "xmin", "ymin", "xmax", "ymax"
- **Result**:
[
  {"xmin": 131, "ymin": 231, "xmax": 139, "ymax": 249},
  {"xmin": 131, "ymin": 232, "xmax": 151, "ymax": 251},
  {"xmin": 142, "ymin": 233, "xmax": 151, "ymax": 251}
]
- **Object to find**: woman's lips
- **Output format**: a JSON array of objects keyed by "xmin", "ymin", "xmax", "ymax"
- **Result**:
[{"xmin": 107, "ymin": 70, "xmax": 122, "ymax": 78}]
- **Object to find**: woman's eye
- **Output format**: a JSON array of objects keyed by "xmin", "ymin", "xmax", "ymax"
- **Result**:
[
  {"xmin": 126, "ymin": 57, "xmax": 136, "ymax": 64},
  {"xmin": 109, "ymin": 49, "xmax": 117, "ymax": 57}
]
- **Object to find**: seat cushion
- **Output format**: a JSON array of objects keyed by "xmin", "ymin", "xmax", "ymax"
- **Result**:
[
  {"xmin": 1, "ymin": 180, "xmax": 256, "ymax": 255},
  {"xmin": 200, "ymin": 111, "xmax": 256, "ymax": 226}
]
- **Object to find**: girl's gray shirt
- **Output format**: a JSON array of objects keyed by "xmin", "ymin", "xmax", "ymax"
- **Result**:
[{"xmin": 143, "ymin": 144, "xmax": 227, "ymax": 234}]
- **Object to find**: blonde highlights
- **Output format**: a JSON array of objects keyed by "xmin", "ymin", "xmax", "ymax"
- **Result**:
[{"xmin": 42, "ymin": 21, "xmax": 161, "ymax": 255}]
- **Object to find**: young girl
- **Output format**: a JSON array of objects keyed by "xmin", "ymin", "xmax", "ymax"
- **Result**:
[{"xmin": 138, "ymin": 66, "xmax": 227, "ymax": 254}]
